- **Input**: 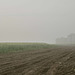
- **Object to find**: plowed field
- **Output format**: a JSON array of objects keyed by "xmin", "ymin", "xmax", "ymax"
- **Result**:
[{"xmin": 0, "ymin": 46, "xmax": 75, "ymax": 75}]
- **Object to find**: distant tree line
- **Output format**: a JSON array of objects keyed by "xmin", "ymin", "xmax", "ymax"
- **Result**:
[{"xmin": 56, "ymin": 33, "xmax": 75, "ymax": 45}]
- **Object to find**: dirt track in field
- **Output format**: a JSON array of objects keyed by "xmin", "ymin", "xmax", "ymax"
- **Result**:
[{"xmin": 0, "ymin": 46, "xmax": 75, "ymax": 75}]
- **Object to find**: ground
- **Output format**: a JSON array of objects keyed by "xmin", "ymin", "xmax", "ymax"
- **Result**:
[{"xmin": 0, "ymin": 45, "xmax": 75, "ymax": 75}]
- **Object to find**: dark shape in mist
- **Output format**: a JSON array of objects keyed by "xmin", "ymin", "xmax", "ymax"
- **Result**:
[{"xmin": 56, "ymin": 33, "xmax": 75, "ymax": 45}]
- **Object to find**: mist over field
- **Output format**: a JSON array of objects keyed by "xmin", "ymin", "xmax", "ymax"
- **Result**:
[
  {"xmin": 0, "ymin": 1, "xmax": 75, "ymax": 75},
  {"xmin": 0, "ymin": 0, "xmax": 75, "ymax": 43}
]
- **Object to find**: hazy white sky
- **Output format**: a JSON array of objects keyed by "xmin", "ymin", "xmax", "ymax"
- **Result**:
[{"xmin": 0, "ymin": 0, "xmax": 75, "ymax": 43}]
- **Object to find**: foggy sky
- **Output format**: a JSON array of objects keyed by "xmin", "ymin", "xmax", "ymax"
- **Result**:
[{"xmin": 0, "ymin": 0, "xmax": 75, "ymax": 43}]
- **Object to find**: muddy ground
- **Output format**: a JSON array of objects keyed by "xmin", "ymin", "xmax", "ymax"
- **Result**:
[{"xmin": 0, "ymin": 46, "xmax": 75, "ymax": 75}]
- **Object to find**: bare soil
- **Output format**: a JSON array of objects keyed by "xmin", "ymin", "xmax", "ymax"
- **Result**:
[{"xmin": 0, "ymin": 46, "xmax": 75, "ymax": 75}]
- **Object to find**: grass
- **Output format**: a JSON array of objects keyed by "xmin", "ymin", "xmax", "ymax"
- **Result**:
[{"xmin": 0, "ymin": 43, "xmax": 56, "ymax": 53}]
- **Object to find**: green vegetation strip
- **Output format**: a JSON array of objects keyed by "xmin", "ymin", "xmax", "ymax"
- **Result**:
[{"xmin": 0, "ymin": 43, "xmax": 56, "ymax": 53}]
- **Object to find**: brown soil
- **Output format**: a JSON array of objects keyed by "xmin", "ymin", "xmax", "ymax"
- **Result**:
[{"xmin": 0, "ymin": 46, "xmax": 75, "ymax": 75}]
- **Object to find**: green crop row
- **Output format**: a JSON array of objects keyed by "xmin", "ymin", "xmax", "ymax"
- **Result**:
[{"xmin": 0, "ymin": 43, "xmax": 56, "ymax": 53}]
